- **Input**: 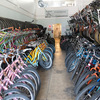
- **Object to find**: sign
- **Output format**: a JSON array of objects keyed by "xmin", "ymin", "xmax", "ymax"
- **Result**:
[{"xmin": 45, "ymin": 10, "xmax": 68, "ymax": 18}]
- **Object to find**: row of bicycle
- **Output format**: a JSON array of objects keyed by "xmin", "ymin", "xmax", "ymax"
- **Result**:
[
  {"xmin": 0, "ymin": 16, "xmax": 43, "ymax": 31},
  {"xmin": 68, "ymin": 0, "xmax": 100, "ymax": 45},
  {"xmin": 0, "ymin": 37, "xmax": 55, "ymax": 100},
  {"xmin": 61, "ymin": 35, "xmax": 100, "ymax": 100}
]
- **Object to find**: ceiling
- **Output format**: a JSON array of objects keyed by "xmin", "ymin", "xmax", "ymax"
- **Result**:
[
  {"xmin": 6, "ymin": 0, "xmax": 35, "ymax": 15},
  {"xmin": 0, "ymin": 0, "xmax": 76, "ymax": 18},
  {"xmin": 4, "ymin": 0, "xmax": 76, "ymax": 15},
  {"xmin": 41, "ymin": 0, "xmax": 75, "ymax": 7}
]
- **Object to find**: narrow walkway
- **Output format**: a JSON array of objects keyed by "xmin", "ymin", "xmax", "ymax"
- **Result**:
[{"xmin": 37, "ymin": 39, "xmax": 75, "ymax": 100}]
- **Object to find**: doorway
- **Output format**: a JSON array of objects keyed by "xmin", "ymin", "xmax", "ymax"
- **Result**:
[
  {"xmin": 53, "ymin": 24, "xmax": 61, "ymax": 39},
  {"xmin": 53, "ymin": 24, "xmax": 61, "ymax": 51}
]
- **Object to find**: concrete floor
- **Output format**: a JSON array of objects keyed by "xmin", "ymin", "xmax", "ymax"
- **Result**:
[{"xmin": 37, "ymin": 39, "xmax": 75, "ymax": 100}]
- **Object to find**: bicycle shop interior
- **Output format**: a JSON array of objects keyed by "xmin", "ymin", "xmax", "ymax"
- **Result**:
[{"xmin": 0, "ymin": 0, "xmax": 100, "ymax": 100}]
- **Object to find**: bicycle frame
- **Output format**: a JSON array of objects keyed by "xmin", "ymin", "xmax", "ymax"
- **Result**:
[
  {"xmin": 25, "ymin": 46, "xmax": 48, "ymax": 67},
  {"xmin": 23, "ymin": 40, "xmax": 48, "ymax": 67}
]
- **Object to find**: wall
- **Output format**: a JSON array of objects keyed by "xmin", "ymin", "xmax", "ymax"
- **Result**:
[
  {"xmin": 0, "ymin": 5, "xmax": 33, "ymax": 22},
  {"xmin": 0, "ymin": 0, "xmax": 35, "ymax": 22},
  {"xmin": 76, "ymin": 0, "xmax": 94, "ymax": 11},
  {"xmin": 36, "ymin": 6, "xmax": 78, "ymax": 36},
  {"xmin": 37, "ymin": 18, "xmax": 70, "ymax": 37}
]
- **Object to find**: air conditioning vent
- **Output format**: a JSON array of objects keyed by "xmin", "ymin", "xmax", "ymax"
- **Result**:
[{"xmin": 45, "ymin": 10, "xmax": 68, "ymax": 18}]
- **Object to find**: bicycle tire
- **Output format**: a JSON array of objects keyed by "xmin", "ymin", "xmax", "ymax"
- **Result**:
[
  {"xmin": 39, "ymin": 52, "xmax": 52, "ymax": 70},
  {"xmin": 22, "ymin": 69, "xmax": 41, "ymax": 93},
  {"xmin": 45, "ymin": 47, "xmax": 53, "ymax": 54},
  {"xmin": 3, "ymin": 93, "xmax": 29, "ymax": 100},
  {"xmin": 71, "ymin": 59, "xmax": 82, "ymax": 80},
  {"xmin": 74, "ymin": 63, "xmax": 86, "ymax": 85},
  {"xmin": 67, "ymin": 55, "xmax": 77, "ymax": 72},
  {"xmin": 48, "ymin": 44, "xmax": 55, "ymax": 53},
  {"xmin": 23, "ymin": 67, "xmax": 41, "ymax": 89},
  {"xmin": 3, "ymin": 89, "xmax": 22, "ymax": 96},
  {"xmin": 88, "ymin": 90, "xmax": 100, "ymax": 100},
  {"xmin": 16, "ymin": 78, "xmax": 36, "ymax": 97},
  {"xmin": 65, "ymin": 53, "xmax": 75, "ymax": 67},
  {"xmin": 75, "ymin": 67, "xmax": 89, "ymax": 85},
  {"xmin": 75, "ymin": 75, "xmax": 96, "ymax": 95},
  {"xmin": 75, "ymin": 82, "xmax": 100, "ymax": 100},
  {"xmin": 75, "ymin": 70, "xmax": 94, "ymax": 87},
  {"xmin": 11, "ymin": 83, "xmax": 35, "ymax": 100},
  {"xmin": 43, "ymin": 49, "xmax": 53, "ymax": 60},
  {"xmin": 21, "ymin": 72, "xmax": 38, "ymax": 92},
  {"xmin": 65, "ymin": 51, "xmax": 74, "ymax": 62},
  {"xmin": 65, "ymin": 52, "xmax": 71, "ymax": 62}
]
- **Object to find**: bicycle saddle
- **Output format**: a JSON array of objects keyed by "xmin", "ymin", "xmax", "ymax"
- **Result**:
[{"xmin": 26, "ymin": 46, "xmax": 35, "ymax": 50}]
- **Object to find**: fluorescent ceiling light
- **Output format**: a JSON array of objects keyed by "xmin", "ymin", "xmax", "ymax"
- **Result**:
[
  {"xmin": 43, "ymin": 0, "xmax": 64, "ymax": 1},
  {"xmin": 40, "ymin": 0, "xmax": 75, "ymax": 7},
  {"xmin": 43, "ymin": 0, "xmax": 74, "ymax": 1},
  {"xmin": 17, "ymin": 0, "xmax": 34, "ymax": 3}
]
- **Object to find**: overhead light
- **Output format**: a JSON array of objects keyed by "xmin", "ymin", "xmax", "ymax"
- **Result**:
[
  {"xmin": 62, "ymin": 1, "xmax": 75, "ymax": 7},
  {"xmin": 52, "ymin": 2, "xmax": 61, "ymax": 7},
  {"xmin": 43, "ymin": 0, "xmax": 63, "ymax": 1},
  {"xmin": 18, "ymin": 0, "xmax": 34, "ymax": 3}
]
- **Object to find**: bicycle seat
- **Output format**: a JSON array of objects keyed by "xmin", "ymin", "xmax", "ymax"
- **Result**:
[
  {"xmin": 26, "ymin": 46, "xmax": 35, "ymax": 50},
  {"xmin": 19, "ymin": 48, "xmax": 32, "ymax": 55}
]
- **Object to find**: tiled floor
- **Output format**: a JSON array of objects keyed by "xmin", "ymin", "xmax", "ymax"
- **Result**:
[{"xmin": 37, "ymin": 39, "xmax": 75, "ymax": 100}]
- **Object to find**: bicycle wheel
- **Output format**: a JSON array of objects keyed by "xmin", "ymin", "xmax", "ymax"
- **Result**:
[
  {"xmin": 3, "ymin": 93, "xmax": 29, "ymax": 100},
  {"xmin": 67, "ymin": 55, "xmax": 78, "ymax": 72},
  {"xmin": 16, "ymin": 78, "xmax": 36, "ymax": 97},
  {"xmin": 43, "ymin": 49, "xmax": 53, "ymax": 60},
  {"xmin": 11, "ymin": 83, "xmax": 34, "ymax": 100},
  {"xmin": 75, "ymin": 66, "xmax": 89, "ymax": 84},
  {"xmin": 75, "ymin": 82, "xmax": 100, "ymax": 100},
  {"xmin": 3, "ymin": 89, "xmax": 22, "ymax": 96},
  {"xmin": 74, "ymin": 63, "xmax": 87, "ymax": 85},
  {"xmin": 88, "ymin": 90, "xmax": 100, "ymax": 100},
  {"xmin": 65, "ymin": 52, "xmax": 75, "ymax": 67},
  {"xmin": 48, "ymin": 44, "xmax": 55, "ymax": 53},
  {"xmin": 46, "ymin": 47, "xmax": 53, "ymax": 54},
  {"xmin": 23, "ymin": 67, "xmax": 41, "ymax": 90},
  {"xmin": 22, "ymin": 69, "xmax": 41, "ymax": 94},
  {"xmin": 75, "ymin": 75, "xmax": 96, "ymax": 95},
  {"xmin": 75, "ymin": 70, "xmax": 94, "ymax": 88},
  {"xmin": 39, "ymin": 52, "xmax": 53, "ymax": 70},
  {"xmin": 65, "ymin": 51, "xmax": 74, "ymax": 62},
  {"xmin": 21, "ymin": 72, "xmax": 38, "ymax": 92},
  {"xmin": 71, "ymin": 59, "xmax": 82, "ymax": 80}
]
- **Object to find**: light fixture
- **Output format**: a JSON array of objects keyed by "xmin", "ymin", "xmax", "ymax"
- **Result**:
[
  {"xmin": 38, "ymin": 0, "xmax": 47, "ymax": 7},
  {"xmin": 19, "ymin": 0, "xmax": 34, "ymax": 3},
  {"xmin": 43, "ymin": 0, "xmax": 64, "ymax": 1}
]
